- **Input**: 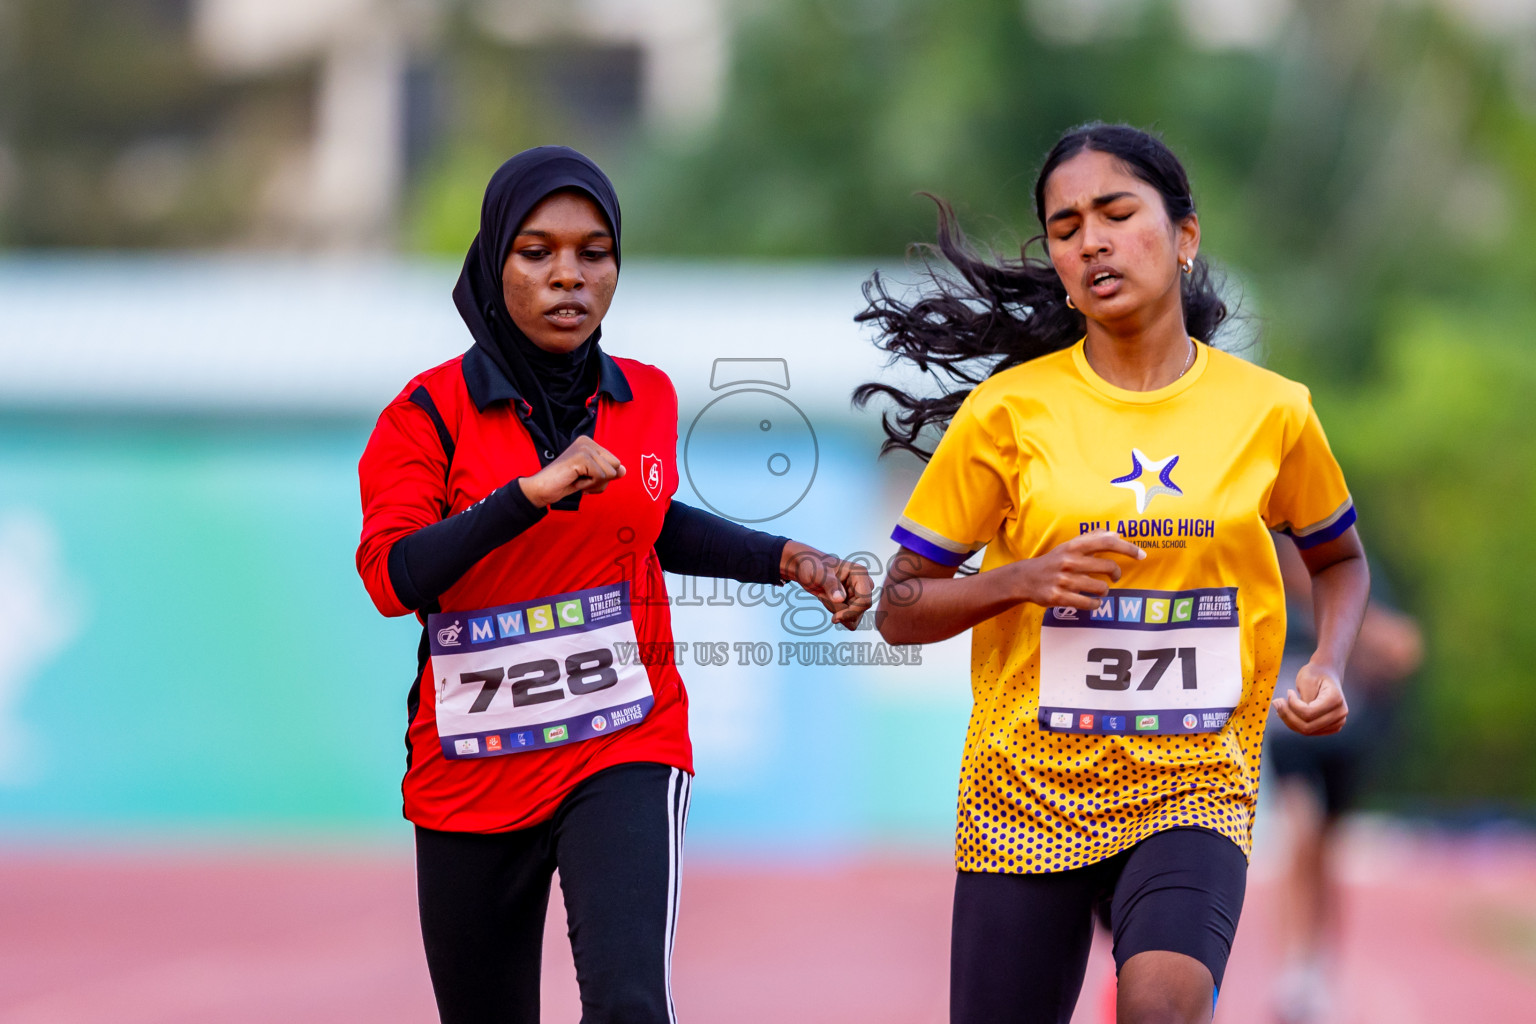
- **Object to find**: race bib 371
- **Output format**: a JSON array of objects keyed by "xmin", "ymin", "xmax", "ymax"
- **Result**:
[{"xmin": 1038, "ymin": 587, "xmax": 1241, "ymax": 736}]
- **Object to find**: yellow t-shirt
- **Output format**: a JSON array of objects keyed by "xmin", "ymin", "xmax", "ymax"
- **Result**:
[{"xmin": 892, "ymin": 340, "xmax": 1354, "ymax": 873}]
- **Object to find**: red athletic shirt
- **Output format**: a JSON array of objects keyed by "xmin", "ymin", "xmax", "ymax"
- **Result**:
[{"xmin": 356, "ymin": 350, "xmax": 692, "ymax": 832}]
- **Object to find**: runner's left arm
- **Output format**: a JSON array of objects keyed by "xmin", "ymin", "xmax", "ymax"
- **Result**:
[
  {"xmin": 1273, "ymin": 526, "xmax": 1369, "ymax": 737},
  {"xmin": 654, "ymin": 502, "xmax": 872, "ymax": 630},
  {"xmin": 653, "ymin": 501, "xmax": 786, "ymax": 583},
  {"xmin": 1301, "ymin": 527, "xmax": 1370, "ymax": 669},
  {"xmin": 1262, "ymin": 395, "xmax": 1369, "ymax": 738}
]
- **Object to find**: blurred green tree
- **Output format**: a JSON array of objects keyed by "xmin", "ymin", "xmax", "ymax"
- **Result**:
[
  {"xmin": 618, "ymin": 0, "xmax": 1521, "ymax": 374},
  {"xmin": 0, "ymin": 0, "xmax": 314, "ymax": 247},
  {"xmin": 607, "ymin": 0, "xmax": 1536, "ymax": 811},
  {"xmin": 1321, "ymin": 305, "xmax": 1536, "ymax": 806}
]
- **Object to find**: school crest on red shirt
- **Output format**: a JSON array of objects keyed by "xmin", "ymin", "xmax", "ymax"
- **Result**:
[{"xmin": 640, "ymin": 453, "xmax": 663, "ymax": 501}]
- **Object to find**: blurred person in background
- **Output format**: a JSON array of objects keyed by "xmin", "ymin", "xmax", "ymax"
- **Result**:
[
  {"xmin": 1267, "ymin": 537, "xmax": 1423, "ymax": 1024},
  {"xmin": 861, "ymin": 123, "xmax": 1369, "ymax": 1024},
  {"xmin": 355, "ymin": 146, "xmax": 869, "ymax": 1024}
]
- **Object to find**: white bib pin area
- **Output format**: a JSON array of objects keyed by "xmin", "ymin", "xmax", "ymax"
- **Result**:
[
  {"xmin": 1038, "ymin": 587, "xmax": 1242, "ymax": 735},
  {"xmin": 427, "ymin": 582, "xmax": 653, "ymax": 759}
]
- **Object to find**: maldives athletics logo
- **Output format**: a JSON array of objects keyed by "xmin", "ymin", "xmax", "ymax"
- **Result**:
[{"xmin": 640, "ymin": 453, "xmax": 663, "ymax": 500}]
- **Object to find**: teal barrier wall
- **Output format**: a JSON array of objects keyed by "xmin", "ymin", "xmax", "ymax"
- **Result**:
[{"xmin": 0, "ymin": 413, "xmax": 971, "ymax": 852}]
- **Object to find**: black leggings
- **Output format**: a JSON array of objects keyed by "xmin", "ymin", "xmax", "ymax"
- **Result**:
[
  {"xmin": 951, "ymin": 827, "xmax": 1247, "ymax": 1024},
  {"xmin": 415, "ymin": 762, "xmax": 692, "ymax": 1024}
]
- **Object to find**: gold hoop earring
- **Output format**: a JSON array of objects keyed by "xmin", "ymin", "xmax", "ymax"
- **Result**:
[{"xmin": 1065, "ymin": 294, "xmax": 1076, "ymax": 310}]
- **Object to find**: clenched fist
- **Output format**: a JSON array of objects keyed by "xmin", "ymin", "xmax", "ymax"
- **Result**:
[{"xmin": 519, "ymin": 436, "xmax": 626, "ymax": 507}]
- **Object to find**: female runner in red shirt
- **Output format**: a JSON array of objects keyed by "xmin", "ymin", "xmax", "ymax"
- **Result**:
[{"xmin": 357, "ymin": 146, "xmax": 870, "ymax": 1024}]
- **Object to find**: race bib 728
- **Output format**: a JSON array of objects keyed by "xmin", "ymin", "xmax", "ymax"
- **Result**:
[{"xmin": 427, "ymin": 582, "xmax": 653, "ymax": 759}]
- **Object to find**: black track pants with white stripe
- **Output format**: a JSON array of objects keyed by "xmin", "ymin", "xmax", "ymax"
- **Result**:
[{"xmin": 416, "ymin": 762, "xmax": 692, "ymax": 1024}]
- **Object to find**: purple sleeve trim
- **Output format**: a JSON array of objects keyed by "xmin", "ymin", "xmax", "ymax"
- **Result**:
[
  {"xmin": 891, "ymin": 525, "xmax": 970, "ymax": 567},
  {"xmin": 1289, "ymin": 505, "xmax": 1357, "ymax": 550}
]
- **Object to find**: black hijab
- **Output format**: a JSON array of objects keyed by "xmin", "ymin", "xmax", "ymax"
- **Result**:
[{"xmin": 452, "ymin": 146, "xmax": 622, "ymax": 454}]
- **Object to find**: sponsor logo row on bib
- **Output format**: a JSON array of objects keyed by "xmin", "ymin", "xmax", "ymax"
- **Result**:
[
  {"xmin": 1050, "ymin": 589, "xmax": 1238, "ymax": 626},
  {"xmin": 446, "ymin": 700, "xmax": 651, "ymax": 759},
  {"xmin": 1055, "ymin": 595, "xmax": 1195, "ymax": 624},
  {"xmin": 451, "ymin": 714, "xmax": 601, "ymax": 757},
  {"xmin": 1043, "ymin": 710, "xmax": 1230, "ymax": 733},
  {"xmin": 459, "ymin": 600, "xmax": 586, "ymax": 645},
  {"xmin": 435, "ymin": 584, "xmax": 629, "ymax": 651}
]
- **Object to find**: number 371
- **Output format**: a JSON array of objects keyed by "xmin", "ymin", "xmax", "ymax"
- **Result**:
[{"xmin": 1085, "ymin": 648, "xmax": 1198, "ymax": 691}]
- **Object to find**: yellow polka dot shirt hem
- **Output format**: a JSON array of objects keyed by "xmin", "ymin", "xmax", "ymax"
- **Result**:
[{"xmin": 892, "ymin": 340, "xmax": 1355, "ymax": 874}]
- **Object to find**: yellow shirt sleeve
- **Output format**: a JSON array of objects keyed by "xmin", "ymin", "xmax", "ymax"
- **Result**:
[
  {"xmin": 892, "ymin": 391, "xmax": 1017, "ymax": 566},
  {"xmin": 1263, "ymin": 396, "xmax": 1356, "ymax": 549}
]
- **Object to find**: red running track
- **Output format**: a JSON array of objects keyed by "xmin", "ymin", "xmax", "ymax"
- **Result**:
[{"xmin": 0, "ymin": 826, "xmax": 1532, "ymax": 1023}]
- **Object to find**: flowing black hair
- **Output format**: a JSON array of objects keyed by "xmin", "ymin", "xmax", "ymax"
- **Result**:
[{"xmin": 853, "ymin": 123, "xmax": 1229, "ymax": 459}]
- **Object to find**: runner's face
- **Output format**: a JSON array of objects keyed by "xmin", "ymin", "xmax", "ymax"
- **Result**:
[
  {"xmin": 1041, "ymin": 149, "xmax": 1197, "ymax": 327},
  {"xmin": 502, "ymin": 191, "xmax": 618, "ymax": 354}
]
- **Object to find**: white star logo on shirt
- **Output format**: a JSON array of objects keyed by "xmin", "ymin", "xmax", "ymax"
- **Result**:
[{"xmin": 1111, "ymin": 449, "xmax": 1183, "ymax": 513}]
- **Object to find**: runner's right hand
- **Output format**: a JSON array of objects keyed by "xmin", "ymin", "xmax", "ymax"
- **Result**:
[
  {"xmin": 519, "ymin": 436, "xmax": 626, "ymax": 507},
  {"xmin": 1008, "ymin": 530, "xmax": 1145, "ymax": 610},
  {"xmin": 1274, "ymin": 662, "xmax": 1349, "ymax": 736}
]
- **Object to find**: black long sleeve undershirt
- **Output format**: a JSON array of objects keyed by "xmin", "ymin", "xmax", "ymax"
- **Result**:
[
  {"xmin": 388, "ymin": 480, "xmax": 548, "ymax": 612},
  {"xmin": 387, "ymin": 487, "xmax": 787, "ymax": 612},
  {"xmin": 652, "ymin": 502, "xmax": 787, "ymax": 586}
]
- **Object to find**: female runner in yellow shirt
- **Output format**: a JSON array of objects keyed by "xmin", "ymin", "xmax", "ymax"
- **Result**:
[{"xmin": 859, "ymin": 124, "xmax": 1369, "ymax": 1024}]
